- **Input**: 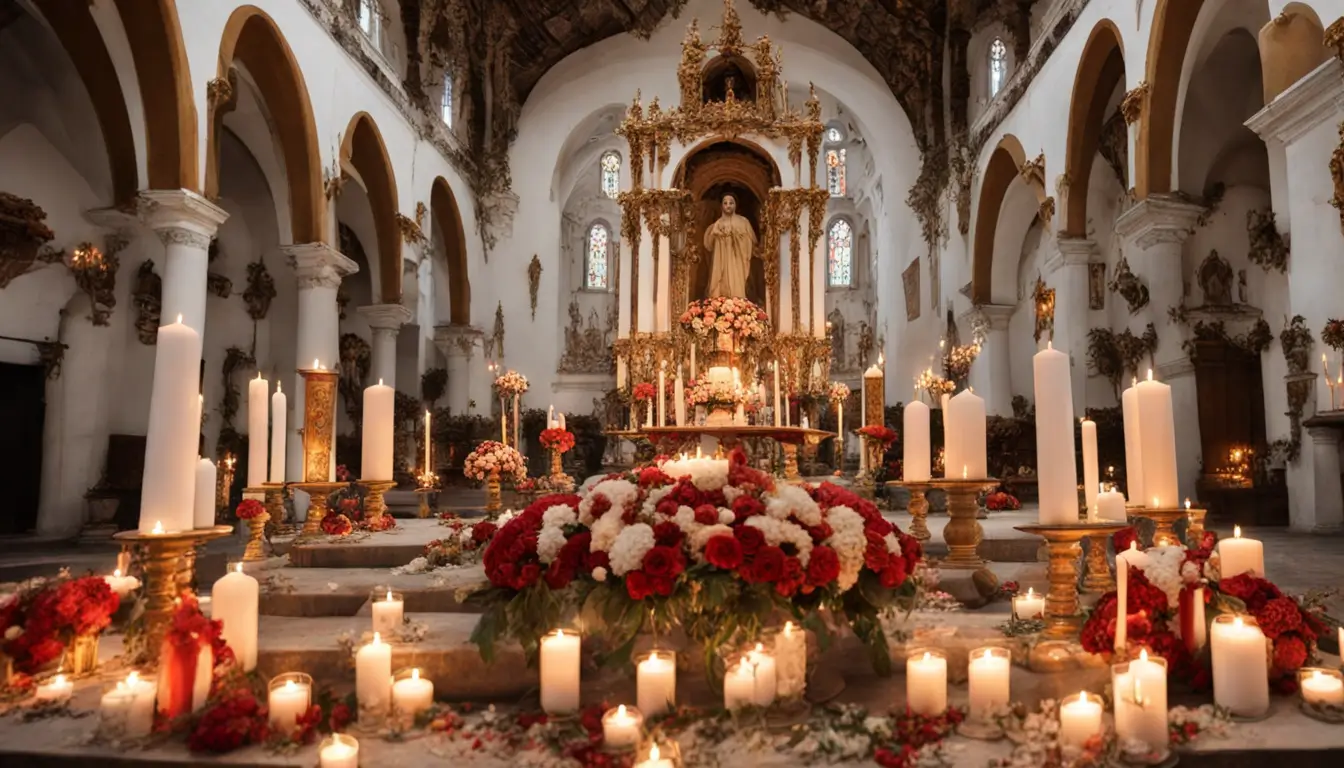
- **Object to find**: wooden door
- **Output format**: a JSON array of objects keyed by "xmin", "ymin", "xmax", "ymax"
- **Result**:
[
  {"xmin": 0, "ymin": 362, "xmax": 45, "ymax": 533},
  {"xmin": 1192, "ymin": 339, "xmax": 1266, "ymax": 478}
]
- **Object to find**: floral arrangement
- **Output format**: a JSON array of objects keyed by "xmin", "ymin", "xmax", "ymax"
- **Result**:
[
  {"xmin": 678, "ymin": 297, "xmax": 771, "ymax": 345},
  {"xmin": 464, "ymin": 440, "xmax": 527, "ymax": 483},
  {"xmin": 423, "ymin": 515, "xmax": 506, "ymax": 569},
  {"xmin": 914, "ymin": 367, "xmax": 955, "ymax": 401},
  {"xmin": 944, "ymin": 342, "xmax": 981, "ymax": 383},
  {"xmin": 469, "ymin": 448, "xmax": 922, "ymax": 677},
  {"xmin": 493, "ymin": 370, "xmax": 529, "ymax": 397},
  {"xmin": 321, "ymin": 514, "xmax": 354, "ymax": 537},
  {"xmin": 539, "ymin": 428, "xmax": 576, "ymax": 454},
  {"xmin": 685, "ymin": 376, "xmax": 747, "ymax": 408},
  {"xmin": 1081, "ymin": 532, "xmax": 1329, "ymax": 691},
  {"xmin": 335, "ymin": 464, "xmax": 353, "ymax": 482},
  {"xmin": 827, "ymin": 382, "xmax": 850, "ymax": 403},
  {"xmin": 1323, "ymin": 318, "xmax": 1344, "ymax": 352},
  {"xmin": 984, "ymin": 490, "xmax": 1021, "ymax": 511},
  {"xmin": 234, "ymin": 499, "xmax": 266, "ymax": 520},
  {"xmin": 0, "ymin": 575, "xmax": 120, "ymax": 673},
  {"xmin": 364, "ymin": 513, "xmax": 396, "ymax": 532},
  {"xmin": 857, "ymin": 425, "xmax": 898, "ymax": 449},
  {"xmin": 632, "ymin": 382, "xmax": 657, "ymax": 402}
]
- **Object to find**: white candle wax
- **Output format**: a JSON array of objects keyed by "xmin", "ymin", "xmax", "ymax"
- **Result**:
[
  {"xmin": 1121, "ymin": 382, "xmax": 1146, "ymax": 506},
  {"xmin": 905, "ymin": 651, "xmax": 947, "ymax": 716},
  {"xmin": 426, "ymin": 410, "xmax": 434, "ymax": 472},
  {"xmin": 1097, "ymin": 488, "xmax": 1128, "ymax": 522},
  {"xmin": 319, "ymin": 734, "xmax": 360, "ymax": 768},
  {"xmin": 967, "ymin": 647, "xmax": 1010, "ymax": 721},
  {"xmin": 772, "ymin": 363, "xmax": 781, "ymax": 427},
  {"xmin": 35, "ymin": 674, "xmax": 73, "ymax": 704},
  {"xmin": 100, "ymin": 672, "xmax": 156, "ymax": 738},
  {"xmin": 746, "ymin": 644, "xmax": 776, "ymax": 707},
  {"xmin": 212, "ymin": 563, "xmax": 259, "ymax": 671},
  {"xmin": 636, "ymin": 652, "xmax": 676, "ymax": 716},
  {"xmin": 1033, "ymin": 345, "xmax": 1079, "ymax": 525},
  {"xmin": 774, "ymin": 622, "xmax": 806, "ymax": 699},
  {"xmin": 141, "ymin": 320, "xmax": 204, "ymax": 533},
  {"xmin": 947, "ymin": 389, "xmax": 987, "ymax": 478},
  {"xmin": 1012, "ymin": 587, "xmax": 1044, "ymax": 619},
  {"xmin": 658, "ymin": 366, "xmax": 666, "ymax": 427},
  {"xmin": 1136, "ymin": 373, "xmax": 1177, "ymax": 508},
  {"xmin": 903, "ymin": 400, "xmax": 931, "ymax": 481},
  {"xmin": 513, "ymin": 395, "xmax": 520, "ymax": 450},
  {"xmin": 372, "ymin": 590, "xmax": 404, "ymax": 636},
  {"xmin": 104, "ymin": 569, "xmax": 140, "ymax": 599},
  {"xmin": 540, "ymin": 630, "xmax": 581, "ymax": 714},
  {"xmin": 356, "ymin": 633, "xmax": 393, "ymax": 719},
  {"xmin": 1218, "ymin": 526, "xmax": 1265, "ymax": 578},
  {"xmin": 1189, "ymin": 586, "xmax": 1207, "ymax": 652},
  {"xmin": 1302, "ymin": 671, "xmax": 1344, "ymax": 706},
  {"xmin": 247, "ymin": 373, "xmax": 269, "ymax": 488},
  {"xmin": 601, "ymin": 705, "xmax": 643, "ymax": 749},
  {"xmin": 674, "ymin": 368, "xmax": 686, "ymax": 427},
  {"xmin": 836, "ymin": 400, "xmax": 844, "ymax": 461},
  {"xmin": 191, "ymin": 644, "xmax": 212, "ymax": 713},
  {"xmin": 1081, "ymin": 418, "xmax": 1099, "ymax": 514},
  {"xmin": 193, "ymin": 457, "xmax": 217, "ymax": 529},
  {"xmin": 1058, "ymin": 692, "xmax": 1103, "ymax": 748},
  {"xmin": 724, "ymin": 658, "xmax": 756, "ymax": 710},
  {"xmin": 361, "ymin": 380, "xmax": 395, "ymax": 480},
  {"xmin": 636, "ymin": 743, "xmax": 675, "ymax": 768},
  {"xmin": 269, "ymin": 384, "xmax": 287, "ymax": 483},
  {"xmin": 1113, "ymin": 652, "xmax": 1168, "ymax": 753},
  {"xmin": 268, "ymin": 678, "xmax": 311, "ymax": 731},
  {"xmin": 1211, "ymin": 616, "xmax": 1269, "ymax": 717},
  {"xmin": 392, "ymin": 669, "xmax": 434, "ymax": 717},
  {"xmin": 1114, "ymin": 542, "xmax": 1148, "ymax": 651}
]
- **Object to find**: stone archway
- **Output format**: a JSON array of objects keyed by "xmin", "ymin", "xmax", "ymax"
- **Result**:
[
  {"xmin": 1063, "ymin": 18, "xmax": 1125, "ymax": 237},
  {"xmin": 112, "ymin": 0, "xmax": 197, "ymax": 192},
  {"xmin": 340, "ymin": 112, "xmax": 400, "ymax": 303},
  {"xmin": 207, "ymin": 5, "xmax": 325, "ymax": 245},
  {"xmin": 971, "ymin": 134, "xmax": 1049, "ymax": 305},
  {"xmin": 1138, "ymin": 0, "xmax": 1204, "ymax": 199},
  {"xmin": 432, "ymin": 177, "xmax": 471, "ymax": 325}
]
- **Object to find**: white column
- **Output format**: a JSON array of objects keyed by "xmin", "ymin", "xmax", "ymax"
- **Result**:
[
  {"xmin": 1114, "ymin": 197, "xmax": 1204, "ymax": 501},
  {"xmin": 433, "ymin": 324, "xmax": 484, "ymax": 415},
  {"xmin": 1247, "ymin": 59, "xmax": 1344, "ymax": 530},
  {"xmin": 139, "ymin": 190, "xmax": 228, "ymax": 334},
  {"xmin": 1042, "ymin": 238, "xmax": 1093, "ymax": 411},
  {"xmin": 637, "ymin": 217, "xmax": 654, "ymax": 333},
  {"xmin": 358, "ymin": 304, "xmax": 413, "ymax": 389},
  {"xmin": 809, "ymin": 206, "xmax": 826, "ymax": 337},
  {"xmin": 1305, "ymin": 425, "xmax": 1344, "ymax": 533},
  {"xmin": 284, "ymin": 243, "xmax": 357, "ymax": 481},
  {"xmin": 965, "ymin": 304, "xmax": 1014, "ymax": 416}
]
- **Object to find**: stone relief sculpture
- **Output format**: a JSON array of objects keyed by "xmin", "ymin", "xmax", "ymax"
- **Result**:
[
  {"xmin": 558, "ymin": 299, "xmax": 616, "ymax": 374},
  {"xmin": 827, "ymin": 307, "xmax": 845, "ymax": 365},
  {"xmin": 0, "ymin": 192, "xmax": 54, "ymax": 289},
  {"xmin": 1109, "ymin": 255, "xmax": 1149, "ymax": 314},
  {"xmin": 244, "ymin": 258, "xmax": 277, "ymax": 320},
  {"xmin": 856, "ymin": 321, "xmax": 874, "ymax": 370},
  {"xmin": 528, "ymin": 254, "xmax": 542, "ymax": 321},
  {"xmin": 902, "ymin": 258, "xmax": 920, "ymax": 321},
  {"xmin": 338, "ymin": 333, "xmax": 371, "ymax": 425},
  {"xmin": 132, "ymin": 260, "xmax": 162, "ymax": 345},
  {"xmin": 1197, "ymin": 250, "xmax": 1234, "ymax": 307}
]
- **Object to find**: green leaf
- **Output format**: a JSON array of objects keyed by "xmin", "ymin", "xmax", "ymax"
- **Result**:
[
  {"xmin": 1210, "ymin": 592, "xmax": 1247, "ymax": 617},
  {"xmin": 469, "ymin": 603, "xmax": 503, "ymax": 664},
  {"xmin": 857, "ymin": 569, "xmax": 896, "ymax": 610}
]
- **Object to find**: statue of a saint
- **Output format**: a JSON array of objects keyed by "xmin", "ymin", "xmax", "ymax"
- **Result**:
[{"xmin": 703, "ymin": 194, "xmax": 756, "ymax": 299}]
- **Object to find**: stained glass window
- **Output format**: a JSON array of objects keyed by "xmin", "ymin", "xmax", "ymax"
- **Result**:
[
  {"xmin": 586, "ymin": 223, "xmax": 610, "ymax": 289},
  {"xmin": 441, "ymin": 76, "xmax": 453, "ymax": 127},
  {"xmin": 358, "ymin": 0, "xmax": 381, "ymax": 41},
  {"xmin": 828, "ymin": 218, "xmax": 853, "ymax": 287},
  {"xmin": 826, "ymin": 127, "xmax": 843, "ymax": 143},
  {"xmin": 600, "ymin": 151, "xmax": 621, "ymax": 199},
  {"xmin": 989, "ymin": 38, "xmax": 1008, "ymax": 98},
  {"xmin": 826, "ymin": 148, "xmax": 846, "ymax": 196}
]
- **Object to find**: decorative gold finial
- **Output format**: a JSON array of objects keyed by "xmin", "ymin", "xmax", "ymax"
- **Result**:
[{"xmin": 718, "ymin": 0, "xmax": 744, "ymax": 55}]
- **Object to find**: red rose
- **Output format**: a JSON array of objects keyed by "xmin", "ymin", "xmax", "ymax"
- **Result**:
[
  {"xmin": 705, "ymin": 535, "xmax": 744, "ymax": 570},
  {"xmin": 585, "ymin": 549, "xmax": 610, "ymax": 571},
  {"xmin": 735, "ymin": 526, "xmax": 765, "ymax": 556},
  {"xmin": 731, "ymin": 495, "xmax": 765, "ymax": 522},
  {"xmin": 1273, "ymin": 632, "xmax": 1308, "ymax": 673},
  {"xmin": 588, "ymin": 495, "xmax": 612, "ymax": 518},
  {"xmin": 655, "ymin": 498, "xmax": 680, "ymax": 517},
  {"xmin": 1255, "ymin": 596, "xmax": 1304, "ymax": 639},
  {"xmin": 653, "ymin": 521, "xmax": 684, "ymax": 547},
  {"xmin": 625, "ymin": 571, "xmax": 654, "ymax": 601},
  {"xmin": 806, "ymin": 546, "xmax": 841, "ymax": 586},
  {"xmin": 638, "ymin": 467, "xmax": 674, "ymax": 487},
  {"xmin": 518, "ymin": 563, "xmax": 540, "ymax": 588},
  {"xmin": 642, "ymin": 546, "xmax": 684, "ymax": 578},
  {"xmin": 544, "ymin": 560, "xmax": 574, "ymax": 590},
  {"xmin": 694, "ymin": 504, "xmax": 720, "ymax": 526},
  {"xmin": 879, "ymin": 556, "xmax": 908, "ymax": 588},
  {"xmin": 652, "ymin": 575, "xmax": 676, "ymax": 597},
  {"xmin": 670, "ymin": 480, "xmax": 701, "ymax": 506},
  {"xmin": 748, "ymin": 545, "xmax": 786, "ymax": 583}
]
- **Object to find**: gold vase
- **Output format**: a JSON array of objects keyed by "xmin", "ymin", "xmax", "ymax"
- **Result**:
[
  {"xmin": 243, "ymin": 512, "xmax": 270, "ymax": 562},
  {"xmin": 64, "ymin": 632, "xmax": 100, "ymax": 676},
  {"xmin": 550, "ymin": 447, "xmax": 563, "ymax": 478},
  {"xmin": 486, "ymin": 468, "xmax": 502, "ymax": 514}
]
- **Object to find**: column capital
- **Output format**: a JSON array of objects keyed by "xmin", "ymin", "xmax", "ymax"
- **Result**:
[
  {"xmin": 358, "ymin": 303, "xmax": 413, "ymax": 330},
  {"xmin": 1043, "ymin": 237, "xmax": 1097, "ymax": 274},
  {"xmin": 434, "ymin": 324, "xmax": 484, "ymax": 358},
  {"xmin": 137, "ymin": 189, "xmax": 228, "ymax": 248},
  {"xmin": 1307, "ymin": 424, "xmax": 1343, "ymax": 445},
  {"xmin": 284, "ymin": 242, "xmax": 358, "ymax": 289},
  {"xmin": 975, "ymin": 303, "xmax": 1015, "ymax": 331},
  {"xmin": 1113, "ymin": 195, "xmax": 1204, "ymax": 250},
  {"xmin": 1245, "ymin": 58, "xmax": 1344, "ymax": 145}
]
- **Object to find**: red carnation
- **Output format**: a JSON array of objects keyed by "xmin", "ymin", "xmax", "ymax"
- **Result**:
[
  {"xmin": 1273, "ymin": 632, "xmax": 1308, "ymax": 673},
  {"xmin": 544, "ymin": 559, "xmax": 574, "ymax": 590},
  {"xmin": 471, "ymin": 521, "xmax": 498, "ymax": 546},
  {"xmin": 731, "ymin": 495, "xmax": 765, "ymax": 522},
  {"xmin": 748, "ymin": 545, "xmax": 786, "ymax": 583},
  {"xmin": 655, "ymin": 498, "xmax": 680, "ymax": 517},
  {"xmin": 1255, "ymin": 596, "xmax": 1304, "ymax": 639},
  {"xmin": 805, "ymin": 521, "xmax": 834, "ymax": 543},
  {"xmin": 235, "ymin": 499, "xmax": 266, "ymax": 520},
  {"xmin": 642, "ymin": 546, "xmax": 684, "ymax": 578},
  {"xmin": 879, "ymin": 556, "xmax": 908, "ymax": 588},
  {"xmin": 588, "ymin": 495, "xmax": 613, "ymax": 518},
  {"xmin": 806, "ymin": 546, "xmax": 841, "ymax": 586},
  {"xmin": 638, "ymin": 467, "xmax": 674, "ymax": 487},
  {"xmin": 900, "ymin": 533, "xmax": 922, "ymax": 564},
  {"xmin": 669, "ymin": 480, "xmax": 701, "ymax": 506},
  {"xmin": 1112, "ymin": 526, "xmax": 1139, "ymax": 554},
  {"xmin": 625, "ymin": 571, "xmax": 654, "ymax": 601},
  {"xmin": 653, "ymin": 521, "xmax": 684, "ymax": 547},
  {"xmin": 735, "ymin": 526, "xmax": 765, "ymax": 556},
  {"xmin": 694, "ymin": 504, "xmax": 719, "ymax": 526},
  {"xmin": 584, "ymin": 549, "xmax": 610, "ymax": 571},
  {"xmin": 705, "ymin": 535, "xmax": 744, "ymax": 570}
]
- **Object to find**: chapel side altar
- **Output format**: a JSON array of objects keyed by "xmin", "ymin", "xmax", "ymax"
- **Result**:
[{"xmin": 642, "ymin": 424, "xmax": 834, "ymax": 479}]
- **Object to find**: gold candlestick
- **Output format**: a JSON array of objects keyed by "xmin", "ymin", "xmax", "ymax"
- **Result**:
[
  {"xmin": 1015, "ymin": 522, "xmax": 1127, "ymax": 639},
  {"xmin": 292, "ymin": 481, "xmax": 347, "ymax": 536},
  {"xmin": 928, "ymin": 478, "xmax": 999, "ymax": 569},
  {"xmin": 1134, "ymin": 507, "xmax": 1185, "ymax": 547},
  {"xmin": 262, "ymin": 482, "xmax": 287, "ymax": 526},
  {"xmin": 485, "ymin": 468, "xmax": 503, "ymax": 514},
  {"xmin": 298, "ymin": 364, "xmax": 339, "ymax": 483},
  {"xmin": 782, "ymin": 442, "xmax": 801, "ymax": 482},
  {"xmin": 1083, "ymin": 532, "xmax": 1115, "ymax": 593},
  {"xmin": 887, "ymin": 480, "xmax": 933, "ymax": 542},
  {"xmin": 1185, "ymin": 505, "xmax": 1207, "ymax": 546},
  {"xmin": 359, "ymin": 479, "xmax": 397, "ymax": 523}
]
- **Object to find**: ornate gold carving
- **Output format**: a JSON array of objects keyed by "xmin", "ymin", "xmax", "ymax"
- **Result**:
[
  {"xmin": 1038, "ymin": 196, "xmax": 1056, "ymax": 227},
  {"xmin": 324, "ymin": 144, "xmax": 346, "ymax": 200},
  {"xmin": 527, "ymin": 254, "xmax": 542, "ymax": 321},
  {"xmin": 68, "ymin": 241, "xmax": 118, "ymax": 326},
  {"xmin": 415, "ymin": 201, "xmax": 428, "ymax": 228},
  {"xmin": 1329, "ymin": 121, "xmax": 1344, "ymax": 228},
  {"xmin": 206, "ymin": 74, "xmax": 234, "ymax": 110},
  {"xmin": 1120, "ymin": 81, "xmax": 1149, "ymax": 125},
  {"xmin": 299, "ymin": 366, "xmax": 340, "ymax": 483},
  {"xmin": 1246, "ymin": 208, "xmax": 1290, "ymax": 273},
  {"xmin": 396, "ymin": 212, "xmax": 426, "ymax": 246},
  {"xmin": 558, "ymin": 299, "xmax": 616, "ymax": 374},
  {"xmin": 1018, "ymin": 152, "xmax": 1046, "ymax": 187},
  {"xmin": 1324, "ymin": 17, "xmax": 1344, "ymax": 61},
  {"xmin": 1032, "ymin": 274, "xmax": 1055, "ymax": 343},
  {"xmin": 0, "ymin": 192, "xmax": 55, "ymax": 289}
]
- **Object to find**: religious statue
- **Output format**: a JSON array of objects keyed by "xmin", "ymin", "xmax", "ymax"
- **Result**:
[
  {"xmin": 828, "ymin": 308, "xmax": 845, "ymax": 366},
  {"xmin": 1198, "ymin": 250, "xmax": 1233, "ymax": 307},
  {"xmin": 856, "ymin": 321, "xmax": 874, "ymax": 370},
  {"xmin": 703, "ymin": 194, "xmax": 757, "ymax": 299}
]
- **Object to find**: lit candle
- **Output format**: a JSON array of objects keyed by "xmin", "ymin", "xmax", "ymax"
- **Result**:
[
  {"xmin": 1136, "ymin": 371, "xmax": 1177, "ymax": 509},
  {"xmin": 946, "ymin": 389, "xmax": 987, "ymax": 479},
  {"xmin": 1112, "ymin": 650, "xmax": 1168, "ymax": 753},
  {"xmin": 1097, "ymin": 485, "xmax": 1127, "ymax": 522},
  {"xmin": 902, "ymin": 400, "xmax": 931, "ymax": 481},
  {"xmin": 268, "ymin": 675, "xmax": 312, "ymax": 732},
  {"xmin": 636, "ymin": 743, "xmax": 675, "ymax": 768},
  {"xmin": 193, "ymin": 457, "xmax": 217, "ymax": 529},
  {"xmin": 905, "ymin": 650, "xmax": 947, "ymax": 716},
  {"xmin": 1210, "ymin": 615, "xmax": 1269, "ymax": 717},
  {"xmin": 104, "ymin": 568, "xmax": 140, "ymax": 598},
  {"xmin": 319, "ymin": 733, "xmax": 360, "ymax": 768},
  {"xmin": 745, "ymin": 643, "xmax": 776, "ymax": 707},
  {"xmin": 361, "ymin": 380, "xmax": 395, "ymax": 480},
  {"xmin": 723, "ymin": 657, "xmax": 757, "ymax": 711},
  {"xmin": 674, "ymin": 366, "xmax": 686, "ymax": 427},
  {"xmin": 35, "ymin": 673, "xmax": 73, "ymax": 704},
  {"xmin": 658, "ymin": 362, "xmax": 666, "ymax": 427},
  {"xmin": 247, "ymin": 372, "xmax": 269, "ymax": 488},
  {"xmin": 1081, "ymin": 417, "xmax": 1099, "ymax": 514},
  {"xmin": 540, "ymin": 629, "xmax": 581, "ymax": 715},
  {"xmin": 1121, "ymin": 379, "xmax": 1146, "ymax": 507},
  {"xmin": 1114, "ymin": 541, "xmax": 1148, "ymax": 651},
  {"xmin": 1033, "ymin": 344, "xmax": 1079, "ymax": 524},
  {"xmin": 1058, "ymin": 691, "xmax": 1103, "ymax": 748},
  {"xmin": 636, "ymin": 651, "xmax": 676, "ymax": 716},
  {"xmin": 424, "ymin": 410, "xmax": 433, "ymax": 473},
  {"xmin": 141, "ymin": 318, "xmax": 204, "ymax": 533},
  {"xmin": 372, "ymin": 589, "xmax": 404, "ymax": 636},
  {"xmin": 967, "ymin": 646, "xmax": 1010, "ymax": 722},
  {"xmin": 151, "ymin": 521, "xmax": 165, "ymax": 534},
  {"xmin": 772, "ymin": 362, "xmax": 781, "ymax": 427},
  {"xmin": 356, "ymin": 632, "xmax": 393, "ymax": 721},
  {"xmin": 269, "ymin": 382, "xmax": 287, "ymax": 483},
  {"xmin": 99, "ymin": 671, "xmax": 156, "ymax": 738},
  {"xmin": 1301, "ymin": 669, "xmax": 1344, "ymax": 706},
  {"xmin": 212, "ymin": 563, "xmax": 259, "ymax": 671},
  {"xmin": 773, "ymin": 621, "xmax": 806, "ymax": 699},
  {"xmin": 1218, "ymin": 526, "xmax": 1264, "ymax": 578},
  {"xmin": 601, "ymin": 704, "xmax": 643, "ymax": 749},
  {"xmin": 1012, "ymin": 587, "xmax": 1044, "ymax": 620},
  {"xmin": 392, "ymin": 668, "xmax": 434, "ymax": 718}
]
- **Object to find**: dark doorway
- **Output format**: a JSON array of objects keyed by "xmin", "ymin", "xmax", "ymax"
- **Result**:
[{"xmin": 0, "ymin": 362, "xmax": 45, "ymax": 533}]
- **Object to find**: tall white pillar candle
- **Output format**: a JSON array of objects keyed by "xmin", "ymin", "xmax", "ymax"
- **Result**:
[
  {"xmin": 355, "ymin": 633, "xmax": 392, "ymax": 720},
  {"xmin": 903, "ymin": 400, "xmax": 931, "ymax": 481},
  {"xmin": 657, "ymin": 364, "xmax": 666, "ymax": 427},
  {"xmin": 425, "ymin": 410, "xmax": 433, "ymax": 472},
  {"xmin": 948, "ymin": 389, "xmax": 987, "ymax": 478},
  {"xmin": 1136, "ymin": 371, "xmax": 1177, "ymax": 507},
  {"xmin": 1033, "ymin": 344, "xmax": 1079, "ymax": 525},
  {"xmin": 212, "ymin": 563, "xmax": 259, "ymax": 671},
  {"xmin": 773, "ymin": 363, "xmax": 781, "ymax": 427},
  {"xmin": 540, "ymin": 629, "xmax": 581, "ymax": 714},
  {"xmin": 1121, "ymin": 381, "xmax": 1146, "ymax": 506},
  {"xmin": 905, "ymin": 650, "xmax": 948, "ymax": 716},
  {"xmin": 636, "ymin": 651, "xmax": 676, "ymax": 716},
  {"xmin": 1081, "ymin": 418, "xmax": 1099, "ymax": 514},
  {"xmin": 360, "ymin": 380, "xmax": 395, "ymax": 480},
  {"xmin": 513, "ymin": 395, "xmax": 520, "ymax": 451},
  {"xmin": 1112, "ymin": 651, "xmax": 1168, "ymax": 753},
  {"xmin": 1058, "ymin": 691, "xmax": 1103, "ymax": 748},
  {"xmin": 247, "ymin": 373, "xmax": 268, "ymax": 488},
  {"xmin": 194, "ymin": 458, "xmax": 217, "ymax": 528},
  {"xmin": 140, "ymin": 319, "xmax": 204, "ymax": 533},
  {"xmin": 1218, "ymin": 526, "xmax": 1265, "ymax": 578},
  {"xmin": 191, "ymin": 644, "xmax": 212, "ymax": 712},
  {"xmin": 674, "ymin": 367, "xmax": 686, "ymax": 427},
  {"xmin": 967, "ymin": 646, "xmax": 1010, "ymax": 721},
  {"xmin": 269, "ymin": 383, "xmax": 286, "ymax": 482},
  {"xmin": 1210, "ymin": 615, "xmax": 1269, "ymax": 717}
]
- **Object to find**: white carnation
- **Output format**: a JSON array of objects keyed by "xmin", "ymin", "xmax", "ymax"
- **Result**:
[
  {"xmin": 590, "ymin": 511, "xmax": 625, "ymax": 554},
  {"xmin": 723, "ymin": 485, "xmax": 744, "ymax": 504},
  {"xmin": 542, "ymin": 504, "xmax": 577, "ymax": 528},
  {"xmin": 824, "ymin": 506, "xmax": 866, "ymax": 590},
  {"xmin": 746, "ymin": 515, "xmax": 813, "ymax": 566},
  {"xmin": 537, "ymin": 525, "xmax": 568, "ymax": 564},
  {"xmin": 765, "ymin": 483, "xmax": 823, "ymax": 526},
  {"xmin": 592, "ymin": 566, "xmax": 608, "ymax": 582},
  {"xmin": 610, "ymin": 523, "xmax": 656, "ymax": 576}
]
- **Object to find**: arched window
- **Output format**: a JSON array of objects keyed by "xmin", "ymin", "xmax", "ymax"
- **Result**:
[
  {"xmin": 586, "ymin": 223, "xmax": 610, "ymax": 289},
  {"xmin": 358, "ymin": 0, "xmax": 382, "ymax": 44},
  {"xmin": 989, "ymin": 38, "xmax": 1008, "ymax": 98},
  {"xmin": 600, "ymin": 151, "xmax": 621, "ymax": 199},
  {"xmin": 441, "ymin": 76, "xmax": 453, "ymax": 127},
  {"xmin": 826, "ymin": 149, "xmax": 847, "ymax": 196},
  {"xmin": 827, "ymin": 218, "xmax": 853, "ymax": 287}
]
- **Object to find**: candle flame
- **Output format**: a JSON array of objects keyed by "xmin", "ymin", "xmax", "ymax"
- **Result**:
[
  {"xmin": 784, "ymin": 621, "xmax": 795, "ymax": 635},
  {"xmin": 276, "ymin": 381, "xmax": 282, "ymax": 393},
  {"xmin": 617, "ymin": 704, "xmax": 627, "ymax": 716},
  {"xmin": 235, "ymin": 562, "xmax": 243, "ymax": 574},
  {"xmin": 650, "ymin": 745, "xmax": 661, "ymax": 760},
  {"xmin": 386, "ymin": 589, "xmax": 393, "ymax": 601},
  {"xmin": 113, "ymin": 569, "xmax": 121, "ymax": 578},
  {"xmin": 1234, "ymin": 525, "xmax": 1242, "ymax": 539},
  {"xmin": 285, "ymin": 680, "xmax": 296, "ymax": 691},
  {"xmin": 379, "ymin": 378, "xmax": 384, "ymax": 386},
  {"xmin": 962, "ymin": 465, "xmax": 967, "ymax": 479},
  {"xmin": 1147, "ymin": 369, "xmax": 1153, "ymax": 381},
  {"xmin": 151, "ymin": 521, "xmax": 164, "ymax": 534},
  {"xmin": 923, "ymin": 651, "xmax": 932, "ymax": 662},
  {"xmin": 127, "ymin": 671, "xmax": 139, "ymax": 685},
  {"xmin": 1139, "ymin": 648, "xmax": 1148, "ymax": 662},
  {"xmin": 1152, "ymin": 496, "xmax": 1159, "ymax": 507},
  {"xmin": 411, "ymin": 668, "xmax": 420, "ymax": 680},
  {"xmin": 1184, "ymin": 498, "xmax": 1191, "ymax": 510},
  {"xmin": 1233, "ymin": 616, "xmax": 1244, "ymax": 629},
  {"xmin": 176, "ymin": 314, "xmax": 182, "ymax": 324},
  {"xmin": 1048, "ymin": 340, "xmax": 1053, "ymax": 350},
  {"xmin": 1026, "ymin": 587, "xmax": 1034, "ymax": 598},
  {"xmin": 754, "ymin": 642, "xmax": 765, "ymax": 653},
  {"xmin": 372, "ymin": 632, "xmax": 381, "ymax": 645},
  {"xmin": 256, "ymin": 372, "xmax": 262, "ymax": 380},
  {"xmin": 54, "ymin": 674, "xmax": 66, "ymax": 685},
  {"xmin": 556, "ymin": 629, "xmax": 565, "ymax": 638},
  {"xmin": 878, "ymin": 353, "xmax": 884, "ymax": 365}
]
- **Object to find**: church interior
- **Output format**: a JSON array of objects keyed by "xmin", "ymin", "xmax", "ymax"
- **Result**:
[{"xmin": 2, "ymin": 0, "xmax": 1344, "ymax": 764}]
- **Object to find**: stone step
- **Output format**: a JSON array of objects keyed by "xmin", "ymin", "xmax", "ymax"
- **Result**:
[
  {"xmin": 284, "ymin": 519, "xmax": 446, "ymax": 568},
  {"xmin": 249, "ymin": 561, "xmax": 486, "ymax": 617},
  {"xmin": 885, "ymin": 508, "xmax": 1047, "ymax": 563}
]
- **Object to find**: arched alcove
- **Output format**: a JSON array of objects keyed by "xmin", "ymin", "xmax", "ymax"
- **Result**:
[
  {"xmin": 112, "ymin": 0, "xmax": 196, "ymax": 192},
  {"xmin": 1064, "ymin": 19, "xmax": 1125, "ymax": 237},
  {"xmin": 431, "ymin": 176, "xmax": 470, "ymax": 325},
  {"xmin": 972, "ymin": 134, "xmax": 1048, "ymax": 304},
  {"xmin": 340, "ymin": 112, "xmax": 400, "ymax": 303}
]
